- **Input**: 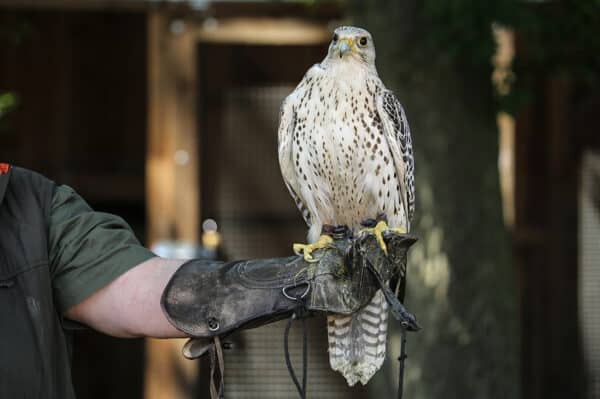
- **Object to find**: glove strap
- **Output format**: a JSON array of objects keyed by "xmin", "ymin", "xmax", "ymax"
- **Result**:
[
  {"xmin": 207, "ymin": 336, "xmax": 225, "ymax": 399},
  {"xmin": 282, "ymin": 286, "xmax": 309, "ymax": 399},
  {"xmin": 396, "ymin": 323, "xmax": 409, "ymax": 399}
]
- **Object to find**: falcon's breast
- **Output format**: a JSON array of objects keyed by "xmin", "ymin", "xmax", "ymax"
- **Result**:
[{"xmin": 287, "ymin": 65, "xmax": 406, "ymax": 233}]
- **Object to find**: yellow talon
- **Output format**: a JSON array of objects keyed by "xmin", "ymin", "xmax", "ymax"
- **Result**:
[
  {"xmin": 360, "ymin": 221, "xmax": 406, "ymax": 256},
  {"xmin": 293, "ymin": 234, "xmax": 334, "ymax": 262}
]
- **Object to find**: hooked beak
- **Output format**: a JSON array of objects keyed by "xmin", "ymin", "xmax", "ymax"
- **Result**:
[{"xmin": 337, "ymin": 39, "xmax": 353, "ymax": 58}]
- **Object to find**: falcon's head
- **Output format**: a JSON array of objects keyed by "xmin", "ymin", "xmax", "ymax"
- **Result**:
[{"xmin": 326, "ymin": 26, "xmax": 376, "ymax": 66}]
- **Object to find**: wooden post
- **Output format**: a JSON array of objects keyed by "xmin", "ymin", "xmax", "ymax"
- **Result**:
[
  {"xmin": 514, "ymin": 74, "xmax": 585, "ymax": 399},
  {"xmin": 145, "ymin": 9, "xmax": 199, "ymax": 399}
]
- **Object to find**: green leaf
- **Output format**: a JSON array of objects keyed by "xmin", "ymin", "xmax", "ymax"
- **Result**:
[{"xmin": 0, "ymin": 92, "xmax": 17, "ymax": 119}]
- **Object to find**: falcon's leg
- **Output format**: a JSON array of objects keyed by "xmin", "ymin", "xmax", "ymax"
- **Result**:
[
  {"xmin": 359, "ymin": 216, "xmax": 405, "ymax": 256},
  {"xmin": 322, "ymin": 224, "xmax": 352, "ymax": 239}
]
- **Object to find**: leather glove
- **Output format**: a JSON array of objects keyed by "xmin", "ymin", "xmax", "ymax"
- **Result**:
[{"xmin": 161, "ymin": 231, "xmax": 417, "ymax": 359}]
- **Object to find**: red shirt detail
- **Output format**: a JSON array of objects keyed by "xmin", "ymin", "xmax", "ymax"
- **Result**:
[{"xmin": 0, "ymin": 163, "xmax": 10, "ymax": 175}]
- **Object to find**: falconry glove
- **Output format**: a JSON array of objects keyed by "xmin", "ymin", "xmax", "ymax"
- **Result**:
[{"xmin": 161, "ymin": 230, "xmax": 418, "ymax": 359}]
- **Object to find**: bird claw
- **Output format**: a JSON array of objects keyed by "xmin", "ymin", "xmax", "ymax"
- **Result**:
[
  {"xmin": 292, "ymin": 234, "xmax": 334, "ymax": 263},
  {"xmin": 359, "ymin": 220, "xmax": 406, "ymax": 256},
  {"xmin": 293, "ymin": 244, "xmax": 320, "ymax": 263}
]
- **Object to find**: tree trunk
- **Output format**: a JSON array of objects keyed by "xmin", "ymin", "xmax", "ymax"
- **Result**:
[{"xmin": 349, "ymin": 1, "xmax": 519, "ymax": 398}]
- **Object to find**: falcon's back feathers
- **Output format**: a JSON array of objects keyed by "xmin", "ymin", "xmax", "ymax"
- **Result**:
[{"xmin": 277, "ymin": 26, "xmax": 415, "ymax": 386}]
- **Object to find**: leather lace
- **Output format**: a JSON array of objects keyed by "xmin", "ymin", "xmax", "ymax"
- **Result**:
[
  {"xmin": 209, "ymin": 336, "xmax": 225, "ymax": 399},
  {"xmin": 283, "ymin": 296, "xmax": 309, "ymax": 398}
]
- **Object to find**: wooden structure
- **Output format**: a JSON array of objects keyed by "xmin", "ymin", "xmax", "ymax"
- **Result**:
[
  {"xmin": 493, "ymin": 19, "xmax": 599, "ymax": 399},
  {"xmin": 145, "ymin": 12, "xmax": 200, "ymax": 398},
  {"xmin": 0, "ymin": 1, "xmax": 342, "ymax": 398},
  {"xmin": 512, "ymin": 56, "xmax": 600, "ymax": 399}
]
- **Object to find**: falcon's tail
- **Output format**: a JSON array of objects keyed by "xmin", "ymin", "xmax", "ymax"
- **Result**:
[{"xmin": 327, "ymin": 290, "xmax": 389, "ymax": 386}]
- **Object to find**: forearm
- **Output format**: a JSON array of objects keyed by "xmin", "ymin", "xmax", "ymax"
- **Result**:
[{"xmin": 65, "ymin": 257, "xmax": 188, "ymax": 338}]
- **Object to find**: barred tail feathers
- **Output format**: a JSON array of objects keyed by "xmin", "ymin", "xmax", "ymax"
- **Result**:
[{"xmin": 327, "ymin": 290, "xmax": 389, "ymax": 386}]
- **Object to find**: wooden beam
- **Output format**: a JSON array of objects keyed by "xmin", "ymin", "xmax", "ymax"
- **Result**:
[
  {"xmin": 146, "ymin": 10, "xmax": 199, "ymax": 245},
  {"xmin": 145, "ymin": 9, "xmax": 199, "ymax": 399},
  {"xmin": 197, "ymin": 17, "xmax": 331, "ymax": 45},
  {"xmin": 0, "ymin": 0, "xmax": 191, "ymax": 11},
  {"xmin": 543, "ymin": 76, "xmax": 584, "ymax": 398},
  {"xmin": 492, "ymin": 25, "xmax": 516, "ymax": 229},
  {"xmin": 514, "ymin": 73, "xmax": 585, "ymax": 399}
]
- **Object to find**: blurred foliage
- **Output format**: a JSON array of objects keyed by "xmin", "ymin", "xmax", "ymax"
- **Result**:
[
  {"xmin": 0, "ymin": 18, "xmax": 32, "ymax": 46},
  {"xmin": 0, "ymin": 18, "xmax": 30, "ymax": 132},
  {"xmin": 347, "ymin": 0, "xmax": 520, "ymax": 398},
  {"xmin": 422, "ymin": 0, "xmax": 600, "ymax": 69},
  {"xmin": 421, "ymin": 0, "xmax": 600, "ymax": 114},
  {"xmin": 346, "ymin": 0, "xmax": 600, "ymax": 114},
  {"xmin": 0, "ymin": 92, "xmax": 17, "ymax": 133},
  {"xmin": 0, "ymin": 93, "xmax": 17, "ymax": 118}
]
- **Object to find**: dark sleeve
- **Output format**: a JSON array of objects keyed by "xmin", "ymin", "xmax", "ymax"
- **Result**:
[{"xmin": 49, "ymin": 185, "xmax": 156, "ymax": 314}]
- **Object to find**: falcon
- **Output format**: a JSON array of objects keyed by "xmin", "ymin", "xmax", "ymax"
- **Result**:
[{"xmin": 277, "ymin": 26, "xmax": 415, "ymax": 386}]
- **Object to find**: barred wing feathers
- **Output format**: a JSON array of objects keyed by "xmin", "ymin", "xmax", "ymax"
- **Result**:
[{"xmin": 377, "ymin": 90, "xmax": 415, "ymax": 226}]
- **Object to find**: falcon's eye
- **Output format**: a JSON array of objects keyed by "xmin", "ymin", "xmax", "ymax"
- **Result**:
[
  {"xmin": 332, "ymin": 33, "xmax": 339, "ymax": 42},
  {"xmin": 359, "ymin": 37, "xmax": 368, "ymax": 46}
]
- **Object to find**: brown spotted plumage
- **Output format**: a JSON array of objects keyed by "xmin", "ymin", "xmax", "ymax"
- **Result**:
[{"xmin": 278, "ymin": 26, "xmax": 415, "ymax": 386}]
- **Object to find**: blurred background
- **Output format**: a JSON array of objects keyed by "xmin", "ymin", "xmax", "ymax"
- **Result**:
[{"xmin": 0, "ymin": 0, "xmax": 599, "ymax": 398}]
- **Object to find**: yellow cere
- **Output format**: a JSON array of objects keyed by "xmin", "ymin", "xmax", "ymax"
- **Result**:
[{"xmin": 340, "ymin": 38, "xmax": 356, "ymax": 52}]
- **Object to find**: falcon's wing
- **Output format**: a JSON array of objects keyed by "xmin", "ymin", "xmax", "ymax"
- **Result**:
[
  {"xmin": 278, "ymin": 96, "xmax": 311, "ymax": 227},
  {"xmin": 377, "ymin": 90, "xmax": 415, "ymax": 227}
]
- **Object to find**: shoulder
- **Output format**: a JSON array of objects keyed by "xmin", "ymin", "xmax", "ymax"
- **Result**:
[
  {"xmin": 308, "ymin": 62, "xmax": 326, "ymax": 76},
  {"xmin": 303, "ymin": 63, "xmax": 328, "ymax": 86},
  {"xmin": 0, "ymin": 163, "xmax": 9, "ymax": 203},
  {"xmin": 283, "ymin": 63, "xmax": 324, "ymax": 107},
  {"xmin": 1, "ymin": 165, "xmax": 56, "ymax": 214},
  {"xmin": 299, "ymin": 63, "xmax": 326, "ymax": 89},
  {"xmin": 7, "ymin": 165, "xmax": 55, "ymax": 187},
  {"xmin": 378, "ymin": 89, "xmax": 409, "ymax": 123}
]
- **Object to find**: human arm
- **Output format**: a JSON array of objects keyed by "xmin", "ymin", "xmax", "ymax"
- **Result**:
[
  {"xmin": 49, "ymin": 185, "xmax": 186, "ymax": 338},
  {"xmin": 64, "ymin": 257, "xmax": 187, "ymax": 338}
]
